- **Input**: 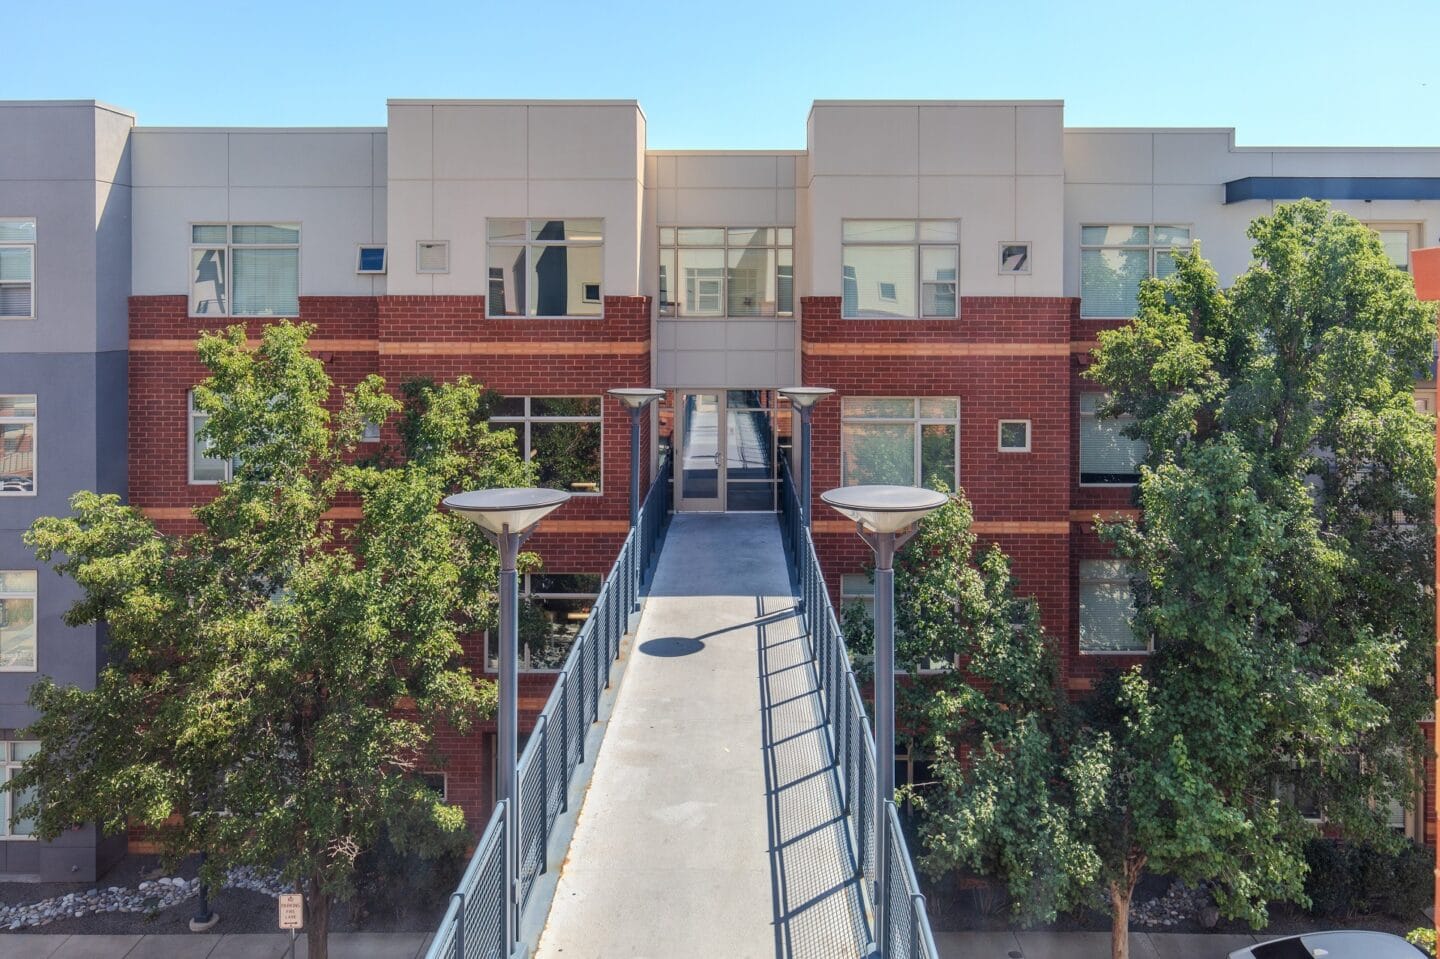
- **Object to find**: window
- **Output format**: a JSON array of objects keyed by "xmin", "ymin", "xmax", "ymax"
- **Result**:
[
  {"xmin": 841, "ymin": 574, "xmax": 954, "ymax": 673},
  {"xmin": 484, "ymin": 573, "xmax": 602, "ymax": 671},
  {"xmin": 417, "ymin": 241, "xmax": 449, "ymax": 274},
  {"xmin": 188, "ymin": 392, "xmax": 232, "ymax": 484},
  {"xmin": 1080, "ymin": 225, "xmax": 1191, "ymax": 317},
  {"xmin": 0, "ymin": 219, "xmax": 36, "ymax": 319},
  {"xmin": 0, "ymin": 395, "xmax": 36, "ymax": 495},
  {"xmin": 1362, "ymin": 222, "xmax": 1422, "ymax": 272},
  {"xmin": 356, "ymin": 245, "xmax": 386, "ymax": 274},
  {"xmin": 487, "ymin": 219, "xmax": 603, "ymax": 318},
  {"xmin": 841, "ymin": 220, "xmax": 958, "ymax": 319},
  {"xmin": 998, "ymin": 420, "xmax": 1031, "ymax": 453},
  {"xmin": 361, "ymin": 420, "xmax": 382, "ymax": 443},
  {"xmin": 658, "ymin": 227, "xmax": 793, "ymax": 318},
  {"xmin": 191, "ymin": 224, "xmax": 300, "ymax": 317},
  {"xmin": 1078, "ymin": 559, "xmax": 1144, "ymax": 653},
  {"xmin": 0, "ymin": 571, "xmax": 36, "ymax": 672},
  {"xmin": 490, "ymin": 397, "xmax": 602, "ymax": 494},
  {"xmin": 3, "ymin": 741, "xmax": 38, "ymax": 838},
  {"xmin": 840, "ymin": 397, "xmax": 958, "ymax": 490},
  {"xmin": 1079, "ymin": 394, "xmax": 1146, "ymax": 485},
  {"xmin": 418, "ymin": 772, "xmax": 448, "ymax": 800}
]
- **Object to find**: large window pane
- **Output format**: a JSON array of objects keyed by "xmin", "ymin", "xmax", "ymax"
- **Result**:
[
  {"xmin": 231, "ymin": 248, "xmax": 298, "ymax": 316},
  {"xmin": 920, "ymin": 423, "xmax": 956, "ymax": 489},
  {"xmin": 1080, "ymin": 248, "xmax": 1148, "ymax": 318},
  {"xmin": 727, "ymin": 246, "xmax": 776, "ymax": 316},
  {"xmin": 530, "ymin": 421, "xmax": 601, "ymax": 492},
  {"xmin": 843, "ymin": 422, "xmax": 915, "ymax": 486},
  {"xmin": 843, "ymin": 246, "xmax": 917, "ymax": 319},
  {"xmin": 727, "ymin": 409, "xmax": 774, "ymax": 480},
  {"xmin": 0, "ymin": 248, "xmax": 32, "ymax": 283},
  {"xmin": 231, "ymin": 224, "xmax": 300, "ymax": 245},
  {"xmin": 776, "ymin": 248, "xmax": 794, "ymax": 316},
  {"xmin": 530, "ymin": 244, "xmax": 602, "ymax": 317},
  {"xmin": 489, "ymin": 246, "xmax": 526, "ymax": 317},
  {"xmin": 0, "ymin": 571, "xmax": 36, "ymax": 672},
  {"xmin": 920, "ymin": 246, "xmax": 958, "ymax": 317},
  {"xmin": 658, "ymin": 248, "xmax": 676, "ymax": 315},
  {"xmin": 841, "ymin": 397, "xmax": 915, "ymax": 418},
  {"xmin": 0, "ymin": 423, "xmax": 35, "ymax": 493},
  {"xmin": 843, "ymin": 221, "xmax": 917, "ymax": 243},
  {"xmin": 0, "ymin": 285, "xmax": 31, "ymax": 317},
  {"xmin": 1079, "ymin": 560, "xmax": 1142, "ymax": 652},
  {"xmin": 1080, "ymin": 394, "xmax": 1147, "ymax": 484},
  {"xmin": 191, "ymin": 248, "xmax": 227, "ymax": 315},
  {"xmin": 679, "ymin": 249, "xmax": 725, "ymax": 317}
]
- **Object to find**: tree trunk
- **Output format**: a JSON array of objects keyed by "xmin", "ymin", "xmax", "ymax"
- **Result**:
[
  {"xmin": 307, "ymin": 880, "xmax": 330, "ymax": 959},
  {"xmin": 1110, "ymin": 880, "xmax": 1131, "ymax": 959}
]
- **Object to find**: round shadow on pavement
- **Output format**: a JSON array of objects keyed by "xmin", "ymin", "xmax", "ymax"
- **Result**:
[{"xmin": 639, "ymin": 637, "xmax": 705, "ymax": 657}]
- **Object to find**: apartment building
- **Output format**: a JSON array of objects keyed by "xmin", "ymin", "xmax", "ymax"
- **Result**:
[{"xmin": 3, "ymin": 97, "xmax": 1437, "ymax": 880}]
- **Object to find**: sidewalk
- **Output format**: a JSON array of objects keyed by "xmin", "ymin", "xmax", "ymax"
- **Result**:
[{"xmin": 0, "ymin": 933, "xmax": 430, "ymax": 958}]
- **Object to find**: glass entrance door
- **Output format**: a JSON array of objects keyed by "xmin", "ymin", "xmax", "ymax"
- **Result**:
[
  {"xmin": 676, "ymin": 392, "xmax": 723, "ymax": 511},
  {"xmin": 672, "ymin": 391, "xmax": 788, "ymax": 512}
]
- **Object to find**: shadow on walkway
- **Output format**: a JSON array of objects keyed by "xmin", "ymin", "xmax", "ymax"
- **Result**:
[{"xmin": 757, "ymin": 595, "xmax": 871, "ymax": 959}]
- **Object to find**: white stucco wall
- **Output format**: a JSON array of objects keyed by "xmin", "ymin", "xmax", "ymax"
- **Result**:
[
  {"xmin": 1063, "ymin": 129, "xmax": 1440, "ymax": 301},
  {"xmin": 386, "ymin": 101, "xmax": 645, "ymax": 298},
  {"xmin": 803, "ymin": 101, "xmax": 1066, "ymax": 302},
  {"xmin": 130, "ymin": 129, "xmax": 386, "ymax": 298}
]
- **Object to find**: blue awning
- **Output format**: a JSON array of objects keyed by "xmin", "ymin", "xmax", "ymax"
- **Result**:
[{"xmin": 1225, "ymin": 176, "xmax": 1440, "ymax": 204}]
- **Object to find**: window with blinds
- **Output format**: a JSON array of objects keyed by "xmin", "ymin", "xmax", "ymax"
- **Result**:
[
  {"xmin": 0, "ymin": 220, "xmax": 36, "ymax": 319},
  {"xmin": 1079, "ymin": 225, "xmax": 1191, "ymax": 318},
  {"xmin": 190, "ymin": 224, "xmax": 300, "ymax": 317},
  {"xmin": 1078, "ymin": 559, "xmax": 1144, "ymax": 653},
  {"xmin": 1079, "ymin": 393, "xmax": 1146, "ymax": 485}
]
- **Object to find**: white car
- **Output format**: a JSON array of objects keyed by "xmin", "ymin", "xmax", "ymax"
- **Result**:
[{"xmin": 1229, "ymin": 930, "xmax": 1426, "ymax": 959}]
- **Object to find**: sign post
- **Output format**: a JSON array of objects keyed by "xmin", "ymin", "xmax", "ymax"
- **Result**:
[{"xmin": 278, "ymin": 892, "xmax": 303, "ymax": 957}]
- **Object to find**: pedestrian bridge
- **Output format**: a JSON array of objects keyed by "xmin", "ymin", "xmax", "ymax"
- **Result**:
[{"xmin": 425, "ymin": 462, "xmax": 939, "ymax": 959}]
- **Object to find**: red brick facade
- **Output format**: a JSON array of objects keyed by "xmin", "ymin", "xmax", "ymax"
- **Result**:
[
  {"xmin": 128, "ymin": 293, "xmax": 653, "ymax": 829},
  {"xmin": 799, "ymin": 294, "xmax": 1150, "ymax": 692}
]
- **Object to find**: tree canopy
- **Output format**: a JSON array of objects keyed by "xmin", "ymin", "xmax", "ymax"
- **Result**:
[{"xmin": 11, "ymin": 321, "xmax": 534, "ymax": 958}]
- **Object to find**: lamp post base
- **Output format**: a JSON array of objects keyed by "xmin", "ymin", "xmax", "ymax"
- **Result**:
[{"xmin": 188, "ymin": 912, "xmax": 220, "ymax": 933}]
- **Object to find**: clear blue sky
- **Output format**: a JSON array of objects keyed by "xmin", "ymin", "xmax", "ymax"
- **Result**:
[{"xmin": 9, "ymin": 0, "xmax": 1440, "ymax": 149}]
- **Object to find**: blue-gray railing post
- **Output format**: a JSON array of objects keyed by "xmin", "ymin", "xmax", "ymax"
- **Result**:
[
  {"xmin": 539, "ymin": 714, "xmax": 549, "ymax": 877},
  {"xmin": 451, "ymin": 892, "xmax": 464, "ymax": 959}
]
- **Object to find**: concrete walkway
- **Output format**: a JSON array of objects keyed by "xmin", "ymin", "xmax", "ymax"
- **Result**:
[
  {"xmin": 534, "ymin": 513, "xmax": 866, "ymax": 959},
  {"xmin": 0, "ymin": 932, "xmax": 430, "ymax": 958}
]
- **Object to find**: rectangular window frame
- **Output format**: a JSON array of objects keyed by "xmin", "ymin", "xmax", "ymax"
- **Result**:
[
  {"xmin": 0, "ymin": 394, "xmax": 37, "ymax": 497},
  {"xmin": 841, "ymin": 219, "xmax": 959, "ymax": 320},
  {"xmin": 483, "ymin": 572, "xmax": 602, "ymax": 674},
  {"xmin": 658, "ymin": 227, "xmax": 795, "ymax": 319},
  {"xmin": 998, "ymin": 419, "xmax": 1031, "ymax": 453},
  {"xmin": 2, "ymin": 741, "xmax": 39, "ymax": 838},
  {"xmin": 189, "ymin": 223, "xmax": 302, "ymax": 318},
  {"xmin": 1361, "ymin": 221, "xmax": 1423, "ymax": 273},
  {"xmin": 0, "ymin": 571, "xmax": 37, "ymax": 674},
  {"xmin": 1079, "ymin": 224, "xmax": 1192, "ymax": 319},
  {"xmin": 839, "ymin": 396, "xmax": 960, "ymax": 491},
  {"xmin": 1078, "ymin": 558, "xmax": 1148, "ymax": 655},
  {"xmin": 1079, "ymin": 393, "xmax": 1146, "ymax": 487},
  {"xmin": 490, "ymin": 397, "xmax": 603, "ymax": 496},
  {"xmin": 0, "ymin": 218, "xmax": 36, "ymax": 320},
  {"xmin": 187, "ymin": 391, "xmax": 233, "ymax": 485},
  {"xmin": 355, "ymin": 244, "xmax": 387, "ymax": 275},
  {"xmin": 485, "ymin": 218, "xmax": 604, "ymax": 319}
]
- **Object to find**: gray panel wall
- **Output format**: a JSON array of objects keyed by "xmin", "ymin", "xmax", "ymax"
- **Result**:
[{"xmin": 0, "ymin": 102, "xmax": 131, "ymax": 881}]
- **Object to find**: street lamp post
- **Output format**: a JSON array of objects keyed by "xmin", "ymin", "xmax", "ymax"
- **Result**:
[
  {"xmin": 441, "ymin": 487, "xmax": 571, "ymax": 957},
  {"xmin": 777, "ymin": 386, "xmax": 834, "ymax": 531},
  {"xmin": 607, "ymin": 388, "xmax": 665, "ymax": 608},
  {"xmin": 820, "ymin": 484, "xmax": 947, "ymax": 958}
]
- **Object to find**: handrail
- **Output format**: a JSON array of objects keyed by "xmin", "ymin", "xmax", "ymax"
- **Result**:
[
  {"xmin": 778, "ymin": 457, "xmax": 941, "ymax": 959},
  {"xmin": 425, "ymin": 456, "xmax": 673, "ymax": 959}
]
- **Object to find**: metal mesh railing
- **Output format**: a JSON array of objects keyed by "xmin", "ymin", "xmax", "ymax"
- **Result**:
[
  {"xmin": 425, "ymin": 456, "xmax": 673, "ymax": 959},
  {"xmin": 778, "ymin": 459, "xmax": 940, "ymax": 959}
]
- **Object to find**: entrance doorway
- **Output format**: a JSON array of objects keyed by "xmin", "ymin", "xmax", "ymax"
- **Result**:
[{"xmin": 673, "ymin": 390, "xmax": 789, "ymax": 512}]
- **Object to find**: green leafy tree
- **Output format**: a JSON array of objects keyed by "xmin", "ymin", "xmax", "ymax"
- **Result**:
[
  {"xmin": 1080, "ymin": 199, "xmax": 1435, "ymax": 957},
  {"xmin": 843, "ymin": 488, "xmax": 1102, "ymax": 922},
  {"xmin": 9, "ymin": 321, "xmax": 535, "ymax": 959}
]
